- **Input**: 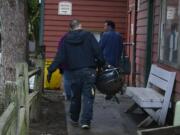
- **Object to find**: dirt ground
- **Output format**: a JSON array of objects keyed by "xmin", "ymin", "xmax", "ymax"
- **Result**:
[{"xmin": 29, "ymin": 90, "xmax": 68, "ymax": 135}]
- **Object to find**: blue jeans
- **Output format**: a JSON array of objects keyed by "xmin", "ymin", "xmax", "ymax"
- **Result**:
[
  {"xmin": 63, "ymin": 70, "xmax": 72, "ymax": 100},
  {"xmin": 69, "ymin": 68, "xmax": 96, "ymax": 125}
]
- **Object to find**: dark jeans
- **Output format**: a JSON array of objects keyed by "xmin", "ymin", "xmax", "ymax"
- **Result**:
[
  {"xmin": 63, "ymin": 70, "xmax": 72, "ymax": 100},
  {"xmin": 69, "ymin": 68, "xmax": 96, "ymax": 125}
]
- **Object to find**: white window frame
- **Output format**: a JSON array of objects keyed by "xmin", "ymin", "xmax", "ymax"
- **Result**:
[{"xmin": 159, "ymin": 0, "xmax": 180, "ymax": 69}]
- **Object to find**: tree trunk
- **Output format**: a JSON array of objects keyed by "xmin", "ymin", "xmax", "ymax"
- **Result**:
[{"xmin": 0, "ymin": 0, "xmax": 27, "ymax": 112}]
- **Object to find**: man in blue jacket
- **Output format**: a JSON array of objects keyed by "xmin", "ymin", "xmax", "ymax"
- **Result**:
[
  {"xmin": 99, "ymin": 20, "xmax": 123, "ymax": 100},
  {"xmin": 47, "ymin": 19, "xmax": 105, "ymax": 129},
  {"xmin": 99, "ymin": 20, "xmax": 123, "ymax": 67}
]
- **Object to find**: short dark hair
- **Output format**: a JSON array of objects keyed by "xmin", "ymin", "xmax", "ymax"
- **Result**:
[
  {"xmin": 69, "ymin": 19, "xmax": 81, "ymax": 30},
  {"xmin": 105, "ymin": 20, "xmax": 115, "ymax": 29}
]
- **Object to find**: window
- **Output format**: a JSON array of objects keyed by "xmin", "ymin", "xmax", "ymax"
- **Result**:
[
  {"xmin": 159, "ymin": 0, "xmax": 180, "ymax": 69},
  {"xmin": 137, "ymin": 0, "xmax": 141, "ymax": 11}
]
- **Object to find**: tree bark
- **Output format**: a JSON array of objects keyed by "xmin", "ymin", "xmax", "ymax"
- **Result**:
[{"xmin": 0, "ymin": 0, "xmax": 27, "ymax": 112}]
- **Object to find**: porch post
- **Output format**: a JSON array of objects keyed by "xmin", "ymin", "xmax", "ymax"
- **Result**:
[{"xmin": 145, "ymin": 0, "xmax": 154, "ymax": 85}]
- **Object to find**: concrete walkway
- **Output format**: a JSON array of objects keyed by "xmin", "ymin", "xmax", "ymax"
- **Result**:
[{"xmin": 65, "ymin": 93, "xmax": 147, "ymax": 135}]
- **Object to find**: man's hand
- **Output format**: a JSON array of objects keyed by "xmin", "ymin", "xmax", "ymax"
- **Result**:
[
  {"xmin": 47, "ymin": 72, "xmax": 52, "ymax": 83},
  {"xmin": 59, "ymin": 68, "xmax": 64, "ymax": 74},
  {"xmin": 103, "ymin": 64, "xmax": 114, "ymax": 70}
]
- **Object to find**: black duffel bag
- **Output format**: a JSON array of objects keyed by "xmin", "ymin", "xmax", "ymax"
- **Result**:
[{"xmin": 96, "ymin": 66, "xmax": 124, "ymax": 95}]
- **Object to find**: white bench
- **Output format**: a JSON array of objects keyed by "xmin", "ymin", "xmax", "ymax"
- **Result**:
[{"xmin": 125, "ymin": 64, "xmax": 176, "ymax": 127}]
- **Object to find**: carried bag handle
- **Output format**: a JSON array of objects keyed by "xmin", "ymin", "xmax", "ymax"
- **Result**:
[
  {"xmin": 119, "ymin": 44, "xmax": 131, "ymax": 75},
  {"xmin": 121, "ymin": 44, "xmax": 126, "ymax": 60}
]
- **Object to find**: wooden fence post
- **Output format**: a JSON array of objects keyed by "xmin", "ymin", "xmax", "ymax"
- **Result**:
[
  {"xmin": 29, "ymin": 57, "xmax": 43, "ymax": 121},
  {"xmin": 0, "ymin": 81, "xmax": 18, "ymax": 135},
  {"xmin": 16, "ymin": 63, "xmax": 29, "ymax": 135}
]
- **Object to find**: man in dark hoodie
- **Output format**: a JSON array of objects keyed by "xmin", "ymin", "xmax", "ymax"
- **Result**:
[
  {"xmin": 47, "ymin": 19, "xmax": 105, "ymax": 129},
  {"xmin": 57, "ymin": 33, "xmax": 72, "ymax": 101}
]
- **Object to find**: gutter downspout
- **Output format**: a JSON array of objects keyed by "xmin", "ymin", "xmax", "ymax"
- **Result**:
[
  {"xmin": 145, "ymin": 0, "xmax": 154, "ymax": 85},
  {"xmin": 132, "ymin": 0, "xmax": 138, "ymax": 86}
]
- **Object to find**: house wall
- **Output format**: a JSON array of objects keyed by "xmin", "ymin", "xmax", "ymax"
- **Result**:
[
  {"xmin": 43, "ymin": 0, "xmax": 128, "ymax": 89},
  {"xmin": 129, "ymin": 0, "xmax": 180, "ymax": 100},
  {"xmin": 44, "ymin": 0, "xmax": 128, "ymax": 59}
]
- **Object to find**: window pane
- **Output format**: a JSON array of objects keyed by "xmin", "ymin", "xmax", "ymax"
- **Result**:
[{"xmin": 160, "ymin": 0, "xmax": 180, "ymax": 68}]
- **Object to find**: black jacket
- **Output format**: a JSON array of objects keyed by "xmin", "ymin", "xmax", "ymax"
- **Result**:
[{"xmin": 48, "ymin": 29, "xmax": 105, "ymax": 73}]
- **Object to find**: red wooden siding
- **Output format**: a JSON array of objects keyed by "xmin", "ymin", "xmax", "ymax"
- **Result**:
[
  {"xmin": 134, "ymin": 0, "xmax": 148, "ymax": 86},
  {"xmin": 44, "ymin": 0, "xmax": 128, "ymax": 59}
]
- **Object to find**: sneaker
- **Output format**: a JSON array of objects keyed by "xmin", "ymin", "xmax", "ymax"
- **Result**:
[
  {"xmin": 81, "ymin": 124, "xmax": 90, "ymax": 129},
  {"xmin": 105, "ymin": 95, "xmax": 113, "ymax": 100},
  {"xmin": 70, "ymin": 119, "xmax": 78, "ymax": 126}
]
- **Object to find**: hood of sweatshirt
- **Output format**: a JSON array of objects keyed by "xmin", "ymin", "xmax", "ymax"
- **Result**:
[{"xmin": 64, "ymin": 30, "xmax": 88, "ymax": 45}]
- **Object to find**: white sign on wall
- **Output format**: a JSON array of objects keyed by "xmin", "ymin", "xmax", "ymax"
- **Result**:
[
  {"xmin": 131, "ymin": 23, "xmax": 134, "ymax": 36},
  {"xmin": 167, "ymin": 6, "xmax": 176, "ymax": 20},
  {"xmin": 58, "ymin": 1, "xmax": 72, "ymax": 15}
]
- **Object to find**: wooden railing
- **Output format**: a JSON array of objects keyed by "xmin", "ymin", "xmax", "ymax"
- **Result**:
[{"xmin": 0, "ymin": 58, "xmax": 43, "ymax": 135}]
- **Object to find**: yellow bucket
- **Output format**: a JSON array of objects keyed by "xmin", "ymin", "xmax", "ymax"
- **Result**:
[{"xmin": 44, "ymin": 59, "xmax": 62, "ymax": 90}]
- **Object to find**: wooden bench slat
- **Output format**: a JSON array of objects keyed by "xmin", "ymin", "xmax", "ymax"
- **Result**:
[
  {"xmin": 150, "ymin": 65, "xmax": 172, "ymax": 81},
  {"xmin": 148, "ymin": 75, "xmax": 168, "ymax": 91},
  {"xmin": 126, "ymin": 87, "xmax": 164, "ymax": 108}
]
